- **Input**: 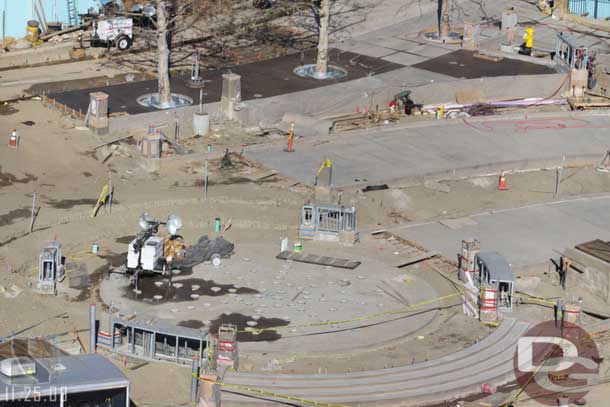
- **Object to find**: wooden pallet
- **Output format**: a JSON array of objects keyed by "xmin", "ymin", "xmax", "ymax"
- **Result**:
[
  {"xmin": 575, "ymin": 239, "xmax": 610, "ymax": 264},
  {"xmin": 276, "ymin": 251, "xmax": 361, "ymax": 269},
  {"xmin": 568, "ymin": 95, "xmax": 610, "ymax": 110}
]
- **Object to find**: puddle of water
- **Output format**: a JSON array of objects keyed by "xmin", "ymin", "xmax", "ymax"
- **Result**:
[
  {"xmin": 124, "ymin": 276, "xmax": 258, "ymax": 303},
  {"xmin": 208, "ymin": 313, "xmax": 289, "ymax": 342},
  {"xmin": 0, "ymin": 170, "xmax": 37, "ymax": 187},
  {"xmin": 0, "ymin": 208, "xmax": 31, "ymax": 227},
  {"xmin": 45, "ymin": 198, "xmax": 119, "ymax": 209},
  {"xmin": 71, "ymin": 251, "xmax": 125, "ymax": 302},
  {"xmin": 178, "ymin": 320, "xmax": 205, "ymax": 329}
]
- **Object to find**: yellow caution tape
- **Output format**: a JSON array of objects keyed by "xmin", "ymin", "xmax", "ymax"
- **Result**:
[
  {"xmin": 65, "ymin": 250, "xmax": 95, "ymax": 262},
  {"xmin": 241, "ymin": 291, "xmax": 463, "ymax": 335},
  {"xmin": 516, "ymin": 293, "xmax": 556, "ymax": 306},
  {"xmin": 195, "ymin": 374, "xmax": 349, "ymax": 407}
]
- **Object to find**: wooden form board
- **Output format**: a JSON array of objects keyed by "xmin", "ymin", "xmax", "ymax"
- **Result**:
[{"xmin": 276, "ymin": 251, "xmax": 361, "ymax": 269}]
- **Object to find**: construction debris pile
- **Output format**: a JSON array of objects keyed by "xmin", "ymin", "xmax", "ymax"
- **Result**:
[{"xmin": 170, "ymin": 236, "xmax": 235, "ymax": 269}]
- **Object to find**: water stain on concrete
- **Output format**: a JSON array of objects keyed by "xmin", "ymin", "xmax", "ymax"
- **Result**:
[
  {"xmin": 0, "ymin": 227, "xmax": 51, "ymax": 248},
  {"xmin": 124, "ymin": 276, "xmax": 258, "ymax": 304},
  {"xmin": 45, "ymin": 198, "xmax": 113, "ymax": 209},
  {"xmin": 178, "ymin": 320, "xmax": 205, "ymax": 329},
  {"xmin": 208, "ymin": 313, "xmax": 289, "ymax": 342},
  {"xmin": 0, "ymin": 208, "xmax": 31, "ymax": 227},
  {"xmin": 72, "ymin": 251, "xmax": 126, "ymax": 302},
  {"xmin": 0, "ymin": 103, "xmax": 18, "ymax": 115},
  {"xmin": 0, "ymin": 169, "xmax": 38, "ymax": 187}
]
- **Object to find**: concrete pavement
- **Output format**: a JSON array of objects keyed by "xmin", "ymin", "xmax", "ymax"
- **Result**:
[
  {"xmin": 245, "ymin": 114, "xmax": 610, "ymax": 186},
  {"xmin": 0, "ymin": 59, "xmax": 133, "ymax": 101},
  {"xmin": 392, "ymin": 194, "xmax": 610, "ymax": 267}
]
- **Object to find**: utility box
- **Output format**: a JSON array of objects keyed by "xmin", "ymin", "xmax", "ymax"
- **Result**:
[
  {"xmin": 38, "ymin": 241, "xmax": 64, "ymax": 294},
  {"xmin": 88, "ymin": 92, "xmax": 109, "ymax": 135},
  {"xmin": 221, "ymin": 73, "xmax": 241, "ymax": 120},
  {"xmin": 141, "ymin": 133, "xmax": 162, "ymax": 159}
]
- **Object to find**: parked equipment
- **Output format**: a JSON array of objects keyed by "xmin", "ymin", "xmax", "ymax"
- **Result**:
[
  {"xmin": 126, "ymin": 213, "xmax": 183, "ymax": 274},
  {"xmin": 91, "ymin": 17, "xmax": 133, "ymax": 51}
]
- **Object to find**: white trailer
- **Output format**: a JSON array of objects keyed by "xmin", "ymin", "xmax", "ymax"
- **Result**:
[{"xmin": 92, "ymin": 17, "xmax": 133, "ymax": 51}]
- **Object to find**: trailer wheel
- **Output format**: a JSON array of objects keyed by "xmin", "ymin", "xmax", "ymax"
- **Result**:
[{"xmin": 116, "ymin": 35, "xmax": 131, "ymax": 51}]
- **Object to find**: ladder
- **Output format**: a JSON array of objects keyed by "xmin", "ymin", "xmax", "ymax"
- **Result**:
[{"xmin": 67, "ymin": 0, "xmax": 78, "ymax": 26}]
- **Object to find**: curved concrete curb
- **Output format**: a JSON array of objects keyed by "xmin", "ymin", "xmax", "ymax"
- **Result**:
[{"xmin": 224, "ymin": 318, "xmax": 530, "ymax": 406}]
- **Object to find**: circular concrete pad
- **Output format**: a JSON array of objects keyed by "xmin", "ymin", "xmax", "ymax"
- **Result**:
[{"xmin": 100, "ymin": 243, "xmax": 441, "ymax": 356}]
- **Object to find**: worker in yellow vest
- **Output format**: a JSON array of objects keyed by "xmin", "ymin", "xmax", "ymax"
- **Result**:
[{"xmin": 520, "ymin": 27, "xmax": 534, "ymax": 56}]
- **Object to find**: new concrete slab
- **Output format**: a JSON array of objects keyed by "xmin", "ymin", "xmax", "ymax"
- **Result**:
[
  {"xmin": 47, "ymin": 49, "xmax": 403, "ymax": 115},
  {"xmin": 244, "ymin": 114, "xmax": 610, "ymax": 187},
  {"xmin": 413, "ymin": 49, "xmax": 557, "ymax": 78},
  {"xmin": 393, "ymin": 195, "xmax": 610, "ymax": 266}
]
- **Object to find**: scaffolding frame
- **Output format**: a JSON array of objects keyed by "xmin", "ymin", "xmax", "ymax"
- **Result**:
[
  {"xmin": 111, "ymin": 319, "xmax": 208, "ymax": 366},
  {"xmin": 299, "ymin": 204, "xmax": 358, "ymax": 242}
]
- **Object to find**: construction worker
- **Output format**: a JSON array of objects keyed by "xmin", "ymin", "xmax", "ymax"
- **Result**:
[{"xmin": 519, "ymin": 27, "xmax": 534, "ymax": 56}]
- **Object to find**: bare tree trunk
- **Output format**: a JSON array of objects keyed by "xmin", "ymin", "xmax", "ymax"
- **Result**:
[
  {"xmin": 439, "ymin": 0, "xmax": 450, "ymax": 38},
  {"xmin": 315, "ymin": 0, "xmax": 330, "ymax": 78},
  {"xmin": 157, "ymin": 1, "xmax": 172, "ymax": 106}
]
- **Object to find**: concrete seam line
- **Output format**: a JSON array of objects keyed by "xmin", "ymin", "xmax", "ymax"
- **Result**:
[{"xmin": 196, "ymin": 375, "xmax": 349, "ymax": 407}]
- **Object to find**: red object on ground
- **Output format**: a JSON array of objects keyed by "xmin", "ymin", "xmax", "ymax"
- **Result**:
[
  {"xmin": 481, "ymin": 383, "xmax": 497, "ymax": 394},
  {"xmin": 498, "ymin": 171, "xmax": 508, "ymax": 190}
]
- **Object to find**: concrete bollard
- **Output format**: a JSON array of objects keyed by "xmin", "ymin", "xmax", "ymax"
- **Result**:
[
  {"xmin": 89, "ymin": 303, "xmax": 96, "ymax": 354},
  {"xmin": 220, "ymin": 73, "xmax": 241, "ymax": 120},
  {"xmin": 88, "ymin": 92, "xmax": 109, "ymax": 135},
  {"xmin": 191, "ymin": 357, "xmax": 200, "ymax": 402}
]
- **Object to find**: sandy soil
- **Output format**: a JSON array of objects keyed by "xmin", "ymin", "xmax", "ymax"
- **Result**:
[{"xmin": 2, "ymin": 98, "xmax": 610, "ymax": 407}]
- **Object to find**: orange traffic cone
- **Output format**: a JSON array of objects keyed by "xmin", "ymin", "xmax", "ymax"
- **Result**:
[{"xmin": 498, "ymin": 171, "xmax": 508, "ymax": 191}]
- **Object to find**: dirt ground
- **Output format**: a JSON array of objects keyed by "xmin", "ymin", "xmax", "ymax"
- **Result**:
[{"xmin": 2, "ymin": 99, "xmax": 610, "ymax": 407}]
